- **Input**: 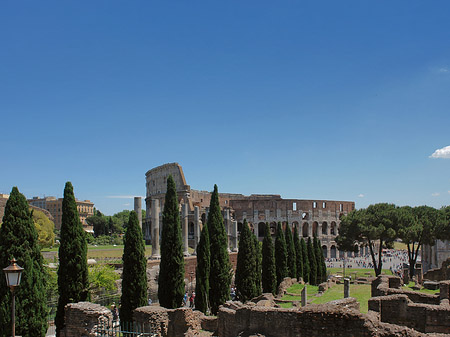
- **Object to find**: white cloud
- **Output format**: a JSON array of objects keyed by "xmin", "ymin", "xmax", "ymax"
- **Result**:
[
  {"xmin": 358, "ymin": 194, "xmax": 365, "ymax": 198},
  {"xmin": 106, "ymin": 195, "xmax": 135, "ymax": 199},
  {"xmin": 432, "ymin": 192, "xmax": 440, "ymax": 197},
  {"xmin": 123, "ymin": 203, "xmax": 131, "ymax": 206},
  {"xmin": 429, "ymin": 146, "xmax": 450, "ymax": 159},
  {"xmin": 438, "ymin": 67, "xmax": 449, "ymax": 73}
]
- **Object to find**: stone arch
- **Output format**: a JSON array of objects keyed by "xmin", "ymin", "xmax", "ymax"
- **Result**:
[
  {"xmin": 258, "ymin": 222, "xmax": 265, "ymax": 238},
  {"xmin": 360, "ymin": 246, "xmax": 364, "ymax": 256},
  {"xmin": 330, "ymin": 245, "xmax": 337, "ymax": 258},
  {"xmin": 330, "ymin": 221, "xmax": 337, "ymax": 235},
  {"xmin": 322, "ymin": 221, "xmax": 328, "ymax": 235},
  {"xmin": 312, "ymin": 221, "xmax": 318, "ymax": 237},
  {"xmin": 270, "ymin": 222, "xmax": 277, "ymax": 236},
  {"xmin": 322, "ymin": 245, "xmax": 328, "ymax": 258},
  {"xmin": 302, "ymin": 222, "xmax": 309, "ymax": 237},
  {"xmin": 339, "ymin": 250, "xmax": 345, "ymax": 258}
]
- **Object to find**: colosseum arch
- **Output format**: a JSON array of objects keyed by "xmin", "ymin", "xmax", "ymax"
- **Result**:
[
  {"xmin": 302, "ymin": 222, "xmax": 309, "ymax": 237},
  {"xmin": 270, "ymin": 222, "xmax": 277, "ymax": 236},
  {"xmin": 330, "ymin": 221, "xmax": 337, "ymax": 235},
  {"xmin": 312, "ymin": 221, "xmax": 318, "ymax": 237},
  {"xmin": 292, "ymin": 221, "xmax": 299, "ymax": 235},
  {"xmin": 258, "ymin": 222, "xmax": 265, "ymax": 238},
  {"xmin": 330, "ymin": 245, "xmax": 337, "ymax": 258},
  {"xmin": 322, "ymin": 221, "xmax": 328, "ymax": 235},
  {"xmin": 322, "ymin": 245, "xmax": 328, "ymax": 258}
]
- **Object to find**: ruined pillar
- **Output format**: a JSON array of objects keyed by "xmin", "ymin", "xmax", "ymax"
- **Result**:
[
  {"xmin": 134, "ymin": 197, "xmax": 142, "ymax": 229},
  {"xmin": 344, "ymin": 278, "xmax": 350, "ymax": 298},
  {"xmin": 182, "ymin": 203, "xmax": 189, "ymax": 256},
  {"xmin": 194, "ymin": 206, "xmax": 201, "ymax": 251},
  {"xmin": 151, "ymin": 199, "xmax": 160, "ymax": 258},
  {"xmin": 301, "ymin": 286, "xmax": 307, "ymax": 307},
  {"xmin": 224, "ymin": 209, "xmax": 231, "ymax": 250},
  {"xmin": 231, "ymin": 220, "xmax": 238, "ymax": 252}
]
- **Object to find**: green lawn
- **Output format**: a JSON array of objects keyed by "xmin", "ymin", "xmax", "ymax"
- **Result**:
[
  {"xmin": 402, "ymin": 282, "xmax": 440, "ymax": 295},
  {"xmin": 311, "ymin": 284, "xmax": 372, "ymax": 313},
  {"xmin": 281, "ymin": 284, "xmax": 319, "ymax": 301},
  {"xmin": 328, "ymin": 268, "xmax": 393, "ymax": 280}
]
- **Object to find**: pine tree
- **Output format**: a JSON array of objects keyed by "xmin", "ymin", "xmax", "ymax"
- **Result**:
[
  {"xmin": 195, "ymin": 223, "xmax": 210, "ymax": 314},
  {"xmin": 274, "ymin": 222, "xmax": 288, "ymax": 287},
  {"xmin": 120, "ymin": 211, "xmax": 148, "ymax": 322},
  {"xmin": 0, "ymin": 187, "xmax": 48, "ymax": 337},
  {"xmin": 208, "ymin": 185, "xmax": 232, "ymax": 314},
  {"xmin": 158, "ymin": 175, "xmax": 185, "ymax": 308},
  {"xmin": 300, "ymin": 238, "xmax": 310, "ymax": 283},
  {"xmin": 56, "ymin": 182, "xmax": 89, "ymax": 337},
  {"xmin": 235, "ymin": 220, "xmax": 257, "ymax": 302},
  {"xmin": 262, "ymin": 223, "xmax": 276, "ymax": 294},
  {"xmin": 307, "ymin": 237, "xmax": 317, "ymax": 285},
  {"xmin": 285, "ymin": 224, "xmax": 297, "ymax": 279},
  {"xmin": 253, "ymin": 233, "xmax": 262, "ymax": 297},
  {"xmin": 293, "ymin": 226, "xmax": 303, "ymax": 281},
  {"xmin": 313, "ymin": 236, "xmax": 322, "ymax": 283},
  {"xmin": 317, "ymin": 238, "xmax": 327, "ymax": 283}
]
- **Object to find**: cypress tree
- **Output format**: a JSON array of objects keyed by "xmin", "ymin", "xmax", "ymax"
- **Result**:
[
  {"xmin": 285, "ymin": 224, "xmax": 297, "ymax": 279},
  {"xmin": 274, "ymin": 222, "xmax": 288, "ymax": 287},
  {"xmin": 313, "ymin": 236, "xmax": 322, "ymax": 283},
  {"xmin": 56, "ymin": 182, "xmax": 89, "ymax": 337},
  {"xmin": 0, "ymin": 187, "xmax": 48, "ymax": 337},
  {"xmin": 307, "ymin": 237, "xmax": 317, "ymax": 285},
  {"xmin": 253, "ymin": 233, "xmax": 262, "ymax": 297},
  {"xmin": 293, "ymin": 226, "xmax": 303, "ymax": 281},
  {"xmin": 235, "ymin": 220, "xmax": 257, "ymax": 302},
  {"xmin": 300, "ymin": 238, "xmax": 310, "ymax": 283},
  {"xmin": 262, "ymin": 223, "xmax": 276, "ymax": 294},
  {"xmin": 318, "ymin": 239, "xmax": 327, "ymax": 283},
  {"xmin": 120, "ymin": 211, "xmax": 148, "ymax": 322},
  {"xmin": 158, "ymin": 175, "xmax": 185, "ymax": 308},
  {"xmin": 195, "ymin": 223, "xmax": 210, "ymax": 314},
  {"xmin": 208, "ymin": 185, "xmax": 232, "ymax": 315}
]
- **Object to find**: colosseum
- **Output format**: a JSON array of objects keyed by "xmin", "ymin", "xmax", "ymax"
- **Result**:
[{"xmin": 144, "ymin": 163, "xmax": 359, "ymax": 259}]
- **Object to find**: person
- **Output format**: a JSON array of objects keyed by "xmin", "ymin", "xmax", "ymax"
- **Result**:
[
  {"xmin": 111, "ymin": 303, "xmax": 119, "ymax": 324},
  {"xmin": 148, "ymin": 297, "xmax": 152, "ymax": 305},
  {"xmin": 183, "ymin": 292, "xmax": 188, "ymax": 306},
  {"xmin": 189, "ymin": 292, "xmax": 195, "ymax": 308}
]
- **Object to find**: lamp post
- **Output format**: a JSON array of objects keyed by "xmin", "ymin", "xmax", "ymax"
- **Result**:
[{"xmin": 3, "ymin": 258, "xmax": 24, "ymax": 337}]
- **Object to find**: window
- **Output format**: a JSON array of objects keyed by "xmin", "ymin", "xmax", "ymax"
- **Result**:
[
  {"xmin": 313, "ymin": 202, "xmax": 317, "ymax": 208},
  {"xmin": 293, "ymin": 202, "xmax": 297, "ymax": 211},
  {"xmin": 339, "ymin": 204, "xmax": 343, "ymax": 212},
  {"xmin": 322, "ymin": 202, "xmax": 326, "ymax": 208}
]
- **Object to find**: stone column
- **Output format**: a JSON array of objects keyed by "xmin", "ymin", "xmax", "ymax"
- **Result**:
[
  {"xmin": 224, "ymin": 209, "xmax": 231, "ymax": 250},
  {"xmin": 231, "ymin": 220, "xmax": 238, "ymax": 251},
  {"xmin": 301, "ymin": 286, "xmax": 307, "ymax": 307},
  {"xmin": 253, "ymin": 210, "xmax": 259, "ymax": 238},
  {"xmin": 151, "ymin": 199, "xmax": 160, "ymax": 258},
  {"xmin": 182, "ymin": 203, "xmax": 189, "ymax": 256},
  {"xmin": 205, "ymin": 207, "xmax": 210, "ymax": 223},
  {"xmin": 134, "ymin": 197, "xmax": 142, "ymax": 229},
  {"xmin": 194, "ymin": 206, "xmax": 201, "ymax": 251},
  {"xmin": 344, "ymin": 278, "xmax": 350, "ymax": 298}
]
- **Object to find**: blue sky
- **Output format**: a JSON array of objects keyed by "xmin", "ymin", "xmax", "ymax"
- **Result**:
[{"xmin": 1, "ymin": 1, "xmax": 450, "ymax": 215}]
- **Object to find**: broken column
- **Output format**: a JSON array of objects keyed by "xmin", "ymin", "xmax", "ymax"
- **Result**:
[
  {"xmin": 344, "ymin": 278, "xmax": 350, "ymax": 298},
  {"xmin": 182, "ymin": 203, "xmax": 189, "ymax": 256},
  {"xmin": 151, "ymin": 199, "xmax": 160, "ymax": 258},
  {"xmin": 134, "ymin": 197, "xmax": 142, "ymax": 229},
  {"xmin": 301, "ymin": 286, "xmax": 307, "ymax": 307},
  {"xmin": 194, "ymin": 206, "xmax": 201, "ymax": 251}
]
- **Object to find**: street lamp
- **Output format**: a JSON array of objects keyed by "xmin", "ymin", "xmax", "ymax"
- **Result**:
[{"xmin": 3, "ymin": 258, "xmax": 24, "ymax": 337}]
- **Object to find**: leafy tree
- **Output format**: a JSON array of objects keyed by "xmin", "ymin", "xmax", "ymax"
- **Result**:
[
  {"xmin": 274, "ymin": 222, "xmax": 288, "ymax": 287},
  {"xmin": 262, "ymin": 223, "xmax": 276, "ymax": 294},
  {"xmin": 108, "ymin": 217, "xmax": 115, "ymax": 234},
  {"xmin": 307, "ymin": 237, "xmax": 317, "ymax": 285},
  {"xmin": 86, "ymin": 213, "xmax": 108, "ymax": 237},
  {"xmin": 89, "ymin": 264, "xmax": 120, "ymax": 292},
  {"xmin": 32, "ymin": 208, "xmax": 55, "ymax": 247},
  {"xmin": 438, "ymin": 206, "xmax": 450, "ymax": 240},
  {"xmin": 336, "ymin": 203, "xmax": 397, "ymax": 276},
  {"xmin": 158, "ymin": 175, "xmax": 185, "ymax": 309},
  {"xmin": 293, "ymin": 226, "xmax": 303, "ymax": 281},
  {"xmin": 253, "ymin": 233, "xmax": 262, "ymax": 297},
  {"xmin": 300, "ymin": 238, "xmax": 310, "ymax": 283},
  {"xmin": 56, "ymin": 182, "xmax": 89, "ymax": 337},
  {"xmin": 285, "ymin": 224, "xmax": 296, "ymax": 278},
  {"xmin": 208, "ymin": 185, "xmax": 232, "ymax": 315},
  {"xmin": 120, "ymin": 211, "xmax": 148, "ymax": 322},
  {"xmin": 0, "ymin": 187, "xmax": 48, "ymax": 337},
  {"xmin": 235, "ymin": 220, "xmax": 257, "ymax": 302},
  {"xmin": 195, "ymin": 223, "xmax": 210, "ymax": 314}
]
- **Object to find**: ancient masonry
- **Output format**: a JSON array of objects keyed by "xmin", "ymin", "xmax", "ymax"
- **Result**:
[{"xmin": 143, "ymin": 163, "xmax": 359, "ymax": 258}]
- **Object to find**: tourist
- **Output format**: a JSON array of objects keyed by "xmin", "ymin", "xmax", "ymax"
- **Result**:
[{"xmin": 189, "ymin": 292, "xmax": 195, "ymax": 308}]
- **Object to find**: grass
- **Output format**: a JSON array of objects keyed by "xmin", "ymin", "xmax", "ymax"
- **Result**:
[
  {"xmin": 281, "ymin": 284, "xmax": 320, "ymax": 302},
  {"xmin": 402, "ymin": 281, "xmax": 440, "ymax": 295},
  {"xmin": 311, "ymin": 284, "xmax": 372, "ymax": 313},
  {"xmin": 393, "ymin": 241, "xmax": 408, "ymax": 250},
  {"xmin": 328, "ymin": 268, "xmax": 393, "ymax": 280}
]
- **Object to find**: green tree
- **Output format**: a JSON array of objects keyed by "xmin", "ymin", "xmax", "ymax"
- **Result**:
[
  {"xmin": 274, "ymin": 222, "xmax": 288, "ymax": 287},
  {"xmin": 195, "ymin": 223, "xmax": 210, "ymax": 314},
  {"xmin": 86, "ymin": 213, "xmax": 108, "ymax": 237},
  {"xmin": 313, "ymin": 236, "xmax": 326, "ymax": 283},
  {"xmin": 120, "ymin": 211, "xmax": 148, "ymax": 322},
  {"xmin": 262, "ymin": 223, "xmax": 276, "ymax": 294},
  {"xmin": 0, "ymin": 187, "xmax": 48, "ymax": 337},
  {"xmin": 293, "ymin": 226, "xmax": 303, "ymax": 281},
  {"xmin": 285, "ymin": 224, "xmax": 296, "ymax": 278},
  {"xmin": 300, "ymin": 238, "xmax": 310, "ymax": 283},
  {"xmin": 208, "ymin": 185, "xmax": 232, "ymax": 315},
  {"xmin": 307, "ymin": 237, "xmax": 317, "ymax": 285},
  {"xmin": 32, "ymin": 208, "xmax": 55, "ymax": 247},
  {"xmin": 253, "ymin": 233, "xmax": 262, "ymax": 297},
  {"xmin": 56, "ymin": 182, "xmax": 89, "ymax": 337},
  {"xmin": 158, "ymin": 175, "xmax": 185, "ymax": 309},
  {"xmin": 336, "ymin": 203, "xmax": 397, "ymax": 276},
  {"xmin": 235, "ymin": 219, "xmax": 257, "ymax": 302},
  {"xmin": 89, "ymin": 264, "xmax": 120, "ymax": 292}
]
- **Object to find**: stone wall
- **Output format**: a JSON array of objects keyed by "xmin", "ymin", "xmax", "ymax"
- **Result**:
[
  {"xmin": 423, "ymin": 257, "xmax": 450, "ymax": 281},
  {"xmin": 62, "ymin": 302, "xmax": 112, "ymax": 337}
]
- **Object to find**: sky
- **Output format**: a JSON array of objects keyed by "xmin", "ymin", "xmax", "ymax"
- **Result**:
[{"xmin": 1, "ymin": 1, "xmax": 450, "ymax": 215}]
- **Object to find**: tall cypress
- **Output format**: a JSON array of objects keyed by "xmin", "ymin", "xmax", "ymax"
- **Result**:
[
  {"xmin": 261, "ymin": 223, "xmax": 276, "ymax": 294},
  {"xmin": 195, "ymin": 223, "xmax": 210, "ymax": 314},
  {"xmin": 285, "ymin": 224, "xmax": 296, "ymax": 279},
  {"xmin": 300, "ymin": 238, "xmax": 310, "ymax": 283},
  {"xmin": 120, "ymin": 211, "xmax": 148, "ymax": 322},
  {"xmin": 158, "ymin": 175, "xmax": 185, "ymax": 308},
  {"xmin": 235, "ymin": 220, "xmax": 257, "ymax": 302},
  {"xmin": 307, "ymin": 237, "xmax": 317, "ymax": 285},
  {"xmin": 318, "ymin": 239, "xmax": 327, "ymax": 283},
  {"xmin": 0, "ymin": 187, "xmax": 48, "ymax": 337},
  {"xmin": 56, "ymin": 182, "xmax": 89, "ymax": 337},
  {"xmin": 313, "ymin": 237, "xmax": 322, "ymax": 283},
  {"xmin": 274, "ymin": 222, "xmax": 288, "ymax": 287},
  {"xmin": 208, "ymin": 185, "xmax": 232, "ymax": 315},
  {"xmin": 253, "ymin": 233, "xmax": 262, "ymax": 297},
  {"xmin": 293, "ymin": 226, "xmax": 303, "ymax": 281}
]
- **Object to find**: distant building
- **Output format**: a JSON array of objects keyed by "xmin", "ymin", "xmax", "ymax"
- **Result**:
[
  {"xmin": 0, "ymin": 193, "xmax": 10, "ymax": 222},
  {"xmin": 422, "ymin": 240, "xmax": 450, "ymax": 273},
  {"xmin": 28, "ymin": 196, "xmax": 94, "ymax": 231}
]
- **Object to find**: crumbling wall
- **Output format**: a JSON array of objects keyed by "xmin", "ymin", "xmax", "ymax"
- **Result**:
[
  {"xmin": 424, "ymin": 257, "xmax": 450, "ymax": 281},
  {"xmin": 62, "ymin": 302, "xmax": 112, "ymax": 337}
]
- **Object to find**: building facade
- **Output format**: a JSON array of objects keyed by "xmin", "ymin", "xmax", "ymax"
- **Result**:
[
  {"xmin": 145, "ymin": 163, "xmax": 359, "ymax": 258},
  {"xmin": 28, "ymin": 196, "xmax": 94, "ymax": 231}
]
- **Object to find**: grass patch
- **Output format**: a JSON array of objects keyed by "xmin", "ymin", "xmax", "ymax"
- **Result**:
[
  {"xmin": 279, "ymin": 302, "xmax": 293, "ymax": 308},
  {"xmin": 402, "ymin": 282, "xmax": 440, "ymax": 295},
  {"xmin": 328, "ymin": 268, "xmax": 392, "ymax": 280},
  {"xmin": 281, "ymin": 284, "xmax": 319, "ymax": 301},
  {"xmin": 312, "ymin": 284, "xmax": 372, "ymax": 313}
]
